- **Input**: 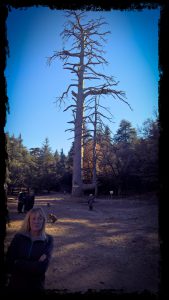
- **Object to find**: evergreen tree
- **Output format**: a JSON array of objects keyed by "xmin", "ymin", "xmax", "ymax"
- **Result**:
[
  {"xmin": 114, "ymin": 120, "xmax": 137, "ymax": 144},
  {"xmin": 6, "ymin": 133, "xmax": 33, "ymax": 189},
  {"xmin": 38, "ymin": 138, "xmax": 56, "ymax": 192}
]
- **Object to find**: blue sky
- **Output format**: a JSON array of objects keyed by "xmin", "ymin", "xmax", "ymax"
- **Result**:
[{"xmin": 5, "ymin": 7, "xmax": 160, "ymax": 154}]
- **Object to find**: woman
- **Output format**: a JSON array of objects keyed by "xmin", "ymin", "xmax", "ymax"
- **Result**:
[{"xmin": 5, "ymin": 207, "xmax": 53, "ymax": 293}]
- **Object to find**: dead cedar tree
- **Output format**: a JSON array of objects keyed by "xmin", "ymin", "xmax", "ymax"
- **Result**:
[{"xmin": 48, "ymin": 11, "xmax": 131, "ymax": 196}]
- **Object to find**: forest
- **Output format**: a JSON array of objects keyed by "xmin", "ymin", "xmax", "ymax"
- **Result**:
[{"xmin": 5, "ymin": 116, "xmax": 159, "ymax": 197}]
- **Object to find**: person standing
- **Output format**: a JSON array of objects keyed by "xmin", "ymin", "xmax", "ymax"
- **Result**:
[
  {"xmin": 24, "ymin": 191, "xmax": 35, "ymax": 212},
  {"xmin": 109, "ymin": 190, "xmax": 114, "ymax": 199},
  {"xmin": 29, "ymin": 191, "xmax": 35, "ymax": 210},
  {"xmin": 88, "ymin": 194, "xmax": 95, "ymax": 211},
  {"xmin": 17, "ymin": 190, "xmax": 26, "ymax": 213},
  {"xmin": 5, "ymin": 207, "xmax": 53, "ymax": 294}
]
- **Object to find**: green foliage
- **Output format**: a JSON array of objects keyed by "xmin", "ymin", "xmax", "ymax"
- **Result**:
[
  {"xmin": 6, "ymin": 133, "xmax": 33, "ymax": 188},
  {"xmin": 113, "ymin": 119, "xmax": 137, "ymax": 144},
  {"xmin": 6, "ymin": 116, "xmax": 159, "ymax": 195}
]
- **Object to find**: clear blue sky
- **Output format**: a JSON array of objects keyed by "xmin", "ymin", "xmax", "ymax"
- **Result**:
[{"xmin": 5, "ymin": 7, "xmax": 160, "ymax": 155}]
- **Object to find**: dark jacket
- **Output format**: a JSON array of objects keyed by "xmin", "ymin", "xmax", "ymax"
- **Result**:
[{"xmin": 5, "ymin": 232, "xmax": 53, "ymax": 292}]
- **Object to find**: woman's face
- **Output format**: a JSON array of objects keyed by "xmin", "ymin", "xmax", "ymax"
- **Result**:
[{"xmin": 29, "ymin": 212, "xmax": 44, "ymax": 234}]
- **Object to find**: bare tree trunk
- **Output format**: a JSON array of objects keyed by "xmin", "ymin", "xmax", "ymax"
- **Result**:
[
  {"xmin": 93, "ymin": 98, "xmax": 98, "ymax": 196},
  {"xmin": 72, "ymin": 35, "xmax": 84, "ymax": 196},
  {"xmin": 72, "ymin": 97, "xmax": 83, "ymax": 196}
]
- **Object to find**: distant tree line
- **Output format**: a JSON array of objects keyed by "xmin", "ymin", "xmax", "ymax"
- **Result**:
[{"xmin": 5, "ymin": 116, "xmax": 159, "ymax": 196}]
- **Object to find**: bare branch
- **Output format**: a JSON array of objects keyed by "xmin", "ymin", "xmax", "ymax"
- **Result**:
[
  {"xmin": 71, "ymin": 90, "xmax": 78, "ymax": 99},
  {"xmin": 63, "ymin": 104, "xmax": 76, "ymax": 112},
  {"xmin": 85, "ymin": 88, "xmax": 130, "ymax": 108},
  {"xmin": 55, "ymin": 84, "xmax": 78, "ymax": 108}
]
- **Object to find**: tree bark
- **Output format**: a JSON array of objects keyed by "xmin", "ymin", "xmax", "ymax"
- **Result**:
[{"xmin": 72, "ymin": 34, "xmax": 84, "ymax": 196}]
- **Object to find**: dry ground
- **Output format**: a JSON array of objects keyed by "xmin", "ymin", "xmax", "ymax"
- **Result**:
[{"xmin": 5, "ymin": 192, "xmax": 160, "ymax": 296}]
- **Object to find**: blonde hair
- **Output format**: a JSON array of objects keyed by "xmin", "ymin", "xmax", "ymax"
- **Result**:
[{"xmin": 19, "ymin": 207, "xmax": 47, "ymax": 235}]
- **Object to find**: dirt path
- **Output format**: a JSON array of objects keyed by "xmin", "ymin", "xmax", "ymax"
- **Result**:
[{"xmin": 5, "ymin": 193, "xmax": 160, "ymax": 295}]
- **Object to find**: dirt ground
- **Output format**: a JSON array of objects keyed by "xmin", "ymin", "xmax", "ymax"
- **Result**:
[{"xmin": 5, "ymin": 192, "xmax": 160, "ymax": 296}]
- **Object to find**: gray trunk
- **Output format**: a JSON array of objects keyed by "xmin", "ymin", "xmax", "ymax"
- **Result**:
[
  {"xmin": 92, "ymin": 100, "xmax": 98, "ymax": 196},
  {"xmin": 72, "ymin": 35, "xmax": 84, "ymax": 196}
]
